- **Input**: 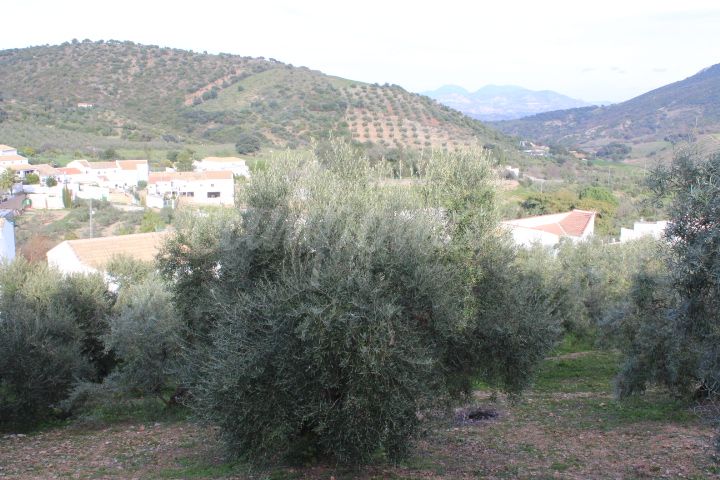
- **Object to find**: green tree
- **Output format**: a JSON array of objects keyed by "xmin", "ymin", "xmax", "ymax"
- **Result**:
[
  {"xmin": 161, "ymin": 141, "xmax": 559, "ymax": 464},
  {"xmin": 0, "ymin": 260, "xmax": 97, "ymax": 425},
  {"xmin": 235, "ymin": 132, "xmax": 261, "ymax": 155},
  {"xmin": 174, "ymin": 150, "xmax": 194, "ymax": 172},
  {"xmin": 22, "ymin": 173, "xmax": 40, "ymax": 185},
  {"xmin": 0, "ymin": 169, "xmax": 16, "ymax": 195},
  {"xmin": 615, "ymin": 148, "xmax": 720, "ymax": 400}
]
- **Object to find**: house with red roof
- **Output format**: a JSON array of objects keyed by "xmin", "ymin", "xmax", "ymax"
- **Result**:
[{"xmin": 502, "ymin": 209, "xmax": 596, "ymax": 247}]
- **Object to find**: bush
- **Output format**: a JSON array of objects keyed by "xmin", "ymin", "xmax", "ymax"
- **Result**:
[
  {"xmin": 163, "ymin": 142, "xmax": 559, "ymax": 464},
  {"xmin": 0, "ymin": 261, "xmax": 93, "ymax": 425},
  {"xmin": 235, "ymin": 132, "xmax": 261, "ymax": 155},
  {"xmin": 103, "ymin": 275, "xmax": 181, "ymax": 400},
  {"xmin": 614, "ymin": 148, "xmax": 720, "ymax": 399},
  {"xmin": 22, "ymin": 173, "xmax": 40, "ymax": 185}
]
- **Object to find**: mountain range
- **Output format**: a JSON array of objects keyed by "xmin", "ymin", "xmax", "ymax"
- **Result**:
[
  {"xmin": 494, "ymin": 64, "xmax": 720, "ymax": 149},
  {"xmin": 423, "ymin": 85, "xmax": 596, "ymax": 121}
]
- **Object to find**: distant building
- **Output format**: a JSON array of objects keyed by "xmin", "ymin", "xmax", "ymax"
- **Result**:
[
  {"xmin": 619, "ymin": 220, "xmax": 668, "ymax": 243},
  {"xmin": 0, "ymin": 144, "xmax": 29, "ymax": 167},
  {"xmin": 0, "ymin": 215, "xmax": 15, "ymax": 262},
  {"xmin": 77, "ymin": 102, "xmax": 94, "ymax": 108},
  {"xmin": 0, "ymin": 144, "xmax": 21, "ymax": 157},
  {"xmin": 146, "ymin": 170, "xmax": 234, "ymax": 208},
  {"xmin": 47, "ymin": 231, "xmax": 168, "ymax": 277},
  {"xmin": 66, "ymin": 159, "xmax": 149, "ymax": 188},
  {"xmin": 195, "ymin": 157, "xmax": 251, "ymax": 178},
  {"xmin": 502, "ymin": 209, "xmax": 596, "ymax": 248}
]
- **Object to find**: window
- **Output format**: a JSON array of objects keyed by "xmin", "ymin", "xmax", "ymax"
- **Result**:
[
  {"xmin": 180, "ymin": 191, "xmax": 194, "ymax": 197},
  {"xmin": 207, "ymin": 192, "xmax": 220, "ymax": 198}
]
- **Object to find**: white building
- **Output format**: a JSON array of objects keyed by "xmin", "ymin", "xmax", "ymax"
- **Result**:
[
  {"xmin": 0, "ymin": 215, "xmax": 15, "ymax": 262},
  {"xmin": 619, "ymin": 220, "xmax": 668, "ymax": 243},
  {"xmin": 195, "ymin": 157, "xmax": 251, "ymax": 178},
  {"xmin": 65, "ymin": 159, "xmax": 149, "ymax": 188},
  {"xmin": 502, "ymin": 209, "xmax": 596, "ymax": 248},
  {"xmin": 147, "ymin": 171, "xmax": 234, "ymax": 208},
  {"xmin": 47, "ymin": 231, "xmax": 168, "ymax": 277},
  {"xmin": 0, "ymin": 144, "xmax": 29, "ymax": 168}
]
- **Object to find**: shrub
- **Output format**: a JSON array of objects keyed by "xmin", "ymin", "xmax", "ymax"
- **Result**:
[
  {"xmin": 102, "ymin": 275, "xmax": 181, "ymax": 400},
  {"xmin": 0, "ymin": 260, "xmax": 92, "ymax": 425},
  {"xmin": 235, "ymin": 132, "xmax": 261, "ymax": 155},
  {"xmin": 22, "ymin": 173, "xmax": 40, "ymax": 185}
]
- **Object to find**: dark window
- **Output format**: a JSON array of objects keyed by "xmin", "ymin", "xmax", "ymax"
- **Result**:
[{"xmin": 207, "ymin": 191, "xmax": 221, "ymax": 198}]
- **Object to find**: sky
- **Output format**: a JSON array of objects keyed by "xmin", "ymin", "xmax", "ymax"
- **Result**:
[{"xmin": 3, "ymin": 0, "xmax": 719, "ymax": 103}]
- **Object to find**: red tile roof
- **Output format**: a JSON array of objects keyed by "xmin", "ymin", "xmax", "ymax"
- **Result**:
[
  {"xmin": 503, "ymin": 209, "xmax": 595, "ymax": 238},
  {"xmin": 559, "ymin": 210, "xmax": 594, "ymax": 237},
  {"xmin": 117, "ymin": 160, "xmax": 148, "ymax": 171}
]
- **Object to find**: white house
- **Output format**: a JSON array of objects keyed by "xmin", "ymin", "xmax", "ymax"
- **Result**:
[
  {"xmin": 194, "ymin": 157, "xmax": 251, "ymax": 178},
  {"xmin": 0, "ymin": 144, "xmax": 29, "ymax": 168},
  {"xmin": 47, "ymin": 231, "xmax": 168, "ymax": 277},
  {"xmin": 0, "ymin": 215, "xmax": 15, "ymax": 262},
  {"xmin": 65, "ymin": 159, "xmax": 149, "ymax": 188},
  {"xmin": 147, "ymin": 171, "xmax": 234, "ymax": 208},
  {"xmin": 619, "ymin": 220, "xmax": 668, "ymax": 243},
  {"xmin": 502, "ymin": 209, "xmax": 596, "ymax": 248}
]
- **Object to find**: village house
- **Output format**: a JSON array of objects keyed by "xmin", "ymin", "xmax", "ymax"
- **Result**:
[
  {"xmin": 0, "ymin": 144, "xmax": 30, "ymax": 168},
  {"xmin": 502, "ymin": 209, "xmax": 596, "ymax": 248},
  {"xmin": 146, "ymin": 170, "xmax": 234, "ymax": 208},
  {"xmin": 65, "ymin": 159, "xmax": 149, "ymax": 188},
  {"xmin": 46, "ymin": 231, "xmax": 167, "ymax": 278},
  {"xmin": 619, "ymin": 220, "xmax": 668, "ymax": 243},
  {"xmin": 194, "ymin": 156, "xmax": 251, "ymax": 178}
]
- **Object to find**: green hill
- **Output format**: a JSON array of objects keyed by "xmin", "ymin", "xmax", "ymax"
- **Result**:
[{"xmin": 0, "ymin": 40, "xmax": 514, "ymax": 156}]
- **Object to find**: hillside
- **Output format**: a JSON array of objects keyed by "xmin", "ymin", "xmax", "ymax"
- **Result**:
[
  {"xmin": 424, "ymin": 84, "xmax": 593, "ymax": 121},
  {"xmin": 495, "ymin": 63, "xmax": 720, "ymax": 151},
  {"xmin": 0, "ymin": 40, "xmax": 513, "ymax": 155}
]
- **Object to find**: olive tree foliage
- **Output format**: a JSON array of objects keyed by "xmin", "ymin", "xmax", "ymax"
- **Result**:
[
  {"xmin": 613, "ymin": 148, "xmax": 720, "ymax": 398},
  {"xmin": 553, "ymin": 238, "xmax": 664, "ymax": 341},
  {"xmin": 102, "ymin": 274, "xmax": 181, "ymax": 399},
  {"xmin": 161, "ymin": 141, "xmax": 562, "ymax": 463},
  {"xmin": 0, "ymin": 260, "xmax": 105, "ymax": 425}
]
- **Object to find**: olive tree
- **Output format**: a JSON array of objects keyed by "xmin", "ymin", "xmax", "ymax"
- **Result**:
[
  {"xmin": 162, "ymin": 141, "xmax": 561, "ymax": 464},
  {"xmin": 0, "ymin": 260, "xmax": 94, "ymax": 425},
  {"xmin": 614, "ymin": 148, "xmax": 720, "ymax": 398}
]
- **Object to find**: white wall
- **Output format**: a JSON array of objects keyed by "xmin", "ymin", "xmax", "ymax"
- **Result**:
[
  {"xmin": 27, "ymin": 193, "xmax": 64, "ymax": 210},
  {"xmin": 0, "ymin": 219, "xmax": 15, "ymax": 262},
  {"xmin": 47, "ymin": 241, "xmax": 98, "ymax": 276},
  {"xmin": 506, "ymin": 225, "xmax": 561, "ymax": 248},
  {"xmin": 149, "ymin": 178, "xmax": 234, "ymax": 206}
]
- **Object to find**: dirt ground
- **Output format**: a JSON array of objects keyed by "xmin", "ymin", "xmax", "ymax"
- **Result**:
[{"xmin": 1, "ymin": 352, "xmax": 718, "ymax": 479}]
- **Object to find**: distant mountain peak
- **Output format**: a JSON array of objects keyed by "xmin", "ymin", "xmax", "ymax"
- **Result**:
[{"xmin": 423, "ymin": 84, "xmax": 591, "ymax": 121}]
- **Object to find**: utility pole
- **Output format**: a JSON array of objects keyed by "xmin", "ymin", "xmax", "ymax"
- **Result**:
[{"xmin": 90, "ymin": 198, "xmax": 95, "ymax": 238}]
